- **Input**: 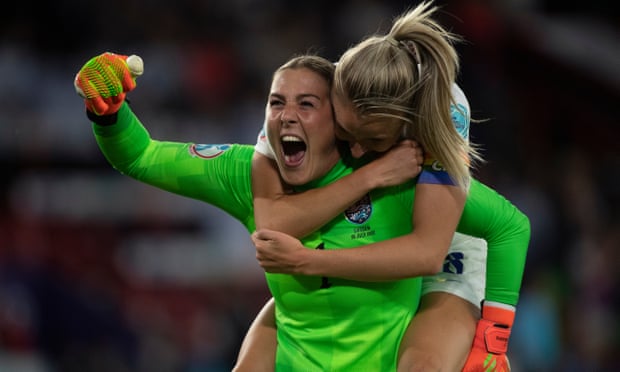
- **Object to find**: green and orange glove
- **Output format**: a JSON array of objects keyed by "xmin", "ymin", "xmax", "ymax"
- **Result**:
[
  {"xmin": 462, "ymin": 301, "xmax": 515, "ymax": 372},
  {"xmin": 74, "ymin": 52, "xmax": 143, "ymax": 116}
]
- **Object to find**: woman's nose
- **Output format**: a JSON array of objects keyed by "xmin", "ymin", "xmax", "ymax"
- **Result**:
[{"xmin": 280, "ymin": 107, "xmax": 298, "ymax": 125}]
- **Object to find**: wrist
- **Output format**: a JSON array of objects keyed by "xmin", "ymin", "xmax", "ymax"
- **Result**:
[
  {"xmin": 354, "ymin": 164, "xmax": 380, "ymax": 190},
  {"xmin": 475, "ymin": 301, "xmax": 515, "ymax": 355},
  {"xmin": 482, "ymin": 301, "xmax": 515, "ymax": 327},
  {"xmin": 87, "ymin": 109, "xmax": 118, "ymax": 126},
  {"xmin": 302, "ymin": 248, "xmax": 329, "ymax": 277}
]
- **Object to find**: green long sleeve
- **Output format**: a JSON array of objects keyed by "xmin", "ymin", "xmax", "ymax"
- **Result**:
[{"xmin": 458, "ymin": 181, "xmax": 531, "ymax": 305}]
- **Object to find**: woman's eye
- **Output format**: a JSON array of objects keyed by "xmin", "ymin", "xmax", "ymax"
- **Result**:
[
  {"xmin": 269, "ymin": 100, "xmax": 283, "ymax": 107},
  {"xmin": 300, "ymin": 100, "xmax": 315, "ymax": 107}
]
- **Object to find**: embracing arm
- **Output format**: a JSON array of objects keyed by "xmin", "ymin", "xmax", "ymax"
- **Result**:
[
  {"xmin": 254, "ymin": 182, "xmax": 466, "ymax": 280},
  {"xmin": 252, "ymin": 140, "xmax": 423, "ymax": 238},
  {"xmin": 252, "ymin": 152, "xmax": 373, "ymax": 238}
]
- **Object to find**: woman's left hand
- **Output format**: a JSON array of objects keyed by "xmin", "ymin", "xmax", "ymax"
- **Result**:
[{"xmin": 252, "ymin": 229, "xmax": 310, "ymax": 274}]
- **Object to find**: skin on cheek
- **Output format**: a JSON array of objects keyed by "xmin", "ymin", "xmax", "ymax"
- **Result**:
[
  {"xmin": 332, "ymin": 94, "xmax": 361, "ymax": 136},
  {"xmin": 333, "ymin": 90, "xmax": 404, "ymax": 149}
]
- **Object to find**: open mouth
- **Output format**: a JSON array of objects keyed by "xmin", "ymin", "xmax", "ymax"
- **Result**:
[{"xmin": 281, "ymin": 135, "xmax": 307, "ymax": 167}]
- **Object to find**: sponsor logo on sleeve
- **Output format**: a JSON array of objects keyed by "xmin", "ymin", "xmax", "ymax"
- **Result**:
[
  {"xmin": 451, "ymin": 103, "xmax": 469, "ymax": 140},
  {"xmin": 189, "ymin": 144, "xmax": 231, "ymax": 159}
]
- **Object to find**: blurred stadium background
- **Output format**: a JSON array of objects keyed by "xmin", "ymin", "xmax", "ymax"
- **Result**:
[{"xmin": 1, "ymin": 1, "xmax": 618, "ymax": 371}]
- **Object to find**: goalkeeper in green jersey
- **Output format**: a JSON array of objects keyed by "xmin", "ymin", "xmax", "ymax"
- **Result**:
[{"xmin": 75, "ymin": 50, "xmax": 528, "ymax": 371}]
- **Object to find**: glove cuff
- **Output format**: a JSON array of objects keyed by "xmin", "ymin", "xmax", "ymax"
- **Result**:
[
  {"xmin": 87, "ymin": 109, "xmax": 118, "ymax": 126},
  {"xmin": 480, "ymin": 301, "xmax": 515, "ymax": 354},
  {"xmin": 482, "ymin": 301, "xmax": 515, "ymax": 327}
]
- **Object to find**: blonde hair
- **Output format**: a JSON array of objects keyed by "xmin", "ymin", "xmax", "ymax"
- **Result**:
[{"xmin": 334, "ymin": 1, "xmax": 482, "ymax": 189}]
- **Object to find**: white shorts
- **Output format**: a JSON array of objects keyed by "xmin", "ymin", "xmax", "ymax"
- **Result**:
[{"xmin": 422, "ymin": 232, "xmax": 487, "ymax": 308}]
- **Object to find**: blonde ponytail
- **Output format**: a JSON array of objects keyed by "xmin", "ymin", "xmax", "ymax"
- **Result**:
[{"xmin": 334, "ymin": 1, "xmax": 483, "ymax": 189}]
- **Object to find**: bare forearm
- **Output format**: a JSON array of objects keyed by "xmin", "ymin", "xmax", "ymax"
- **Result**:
[
  {"xmin": 298, "ymin": 184, "xmax": 465, "ymax": 281},
  {"xmin": 254, "ymin": 160, "xmax": 377, "ymax": 238},
  {"xmin": 301, "ymin": 234, "xmax": 447, "ymax": 281},
  {"xmin": 252, "ymin": 142, "xmax": 422, "ymax": 238}
]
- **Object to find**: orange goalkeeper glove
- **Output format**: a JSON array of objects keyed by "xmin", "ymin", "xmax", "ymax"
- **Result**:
[
  {"xmin": 74, "ymin": 52, "xmax": 143, "ymax": 116},
  {"xmin": 462, "ymin": 302, "xmax": 515, "ymax": 372}
]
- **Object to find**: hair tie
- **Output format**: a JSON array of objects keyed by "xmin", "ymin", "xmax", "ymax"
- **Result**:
[
  {"xmin": 384, "ymin": 36, "xmax": 399, "ymax": 47},
  {"xmin": 399, "ymin": 40, "xmax": 423, "ymax": 78}
]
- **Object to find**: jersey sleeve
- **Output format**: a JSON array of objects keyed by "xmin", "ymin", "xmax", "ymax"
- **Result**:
[
  {"xmin": 417, "ymin": 83, "xmax": 470, "ymax": 185},
  {"xmin": 450, "ymin": 83, "xmax": 470, "ymax": 141},
  {"xmin": 92, "ymin": 102, "xmax": 255, "ymax": 225},
  {"xmin": 456, "ymin": 180, "xmax": 531, "ymax": 305}
]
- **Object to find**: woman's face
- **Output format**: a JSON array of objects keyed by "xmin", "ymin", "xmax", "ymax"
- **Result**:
[
  {"xmin": 332, "ymin": 92, "xmax": 403, "ymax": 158},
  {"xmin": 265, "ymin": 67, "xmax": 340, "ymax": 186}
]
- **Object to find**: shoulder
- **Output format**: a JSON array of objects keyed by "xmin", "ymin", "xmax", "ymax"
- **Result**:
[
  {"xmin": 451, "ymin": 83, "xmax": 470, "ymax": 114},
  {"xmin": 450, "ymin": 83, "xmax": 470, "ymax": 140}
]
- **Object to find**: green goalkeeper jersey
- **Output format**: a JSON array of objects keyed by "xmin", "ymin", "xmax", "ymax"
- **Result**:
[{"xmin": 92, "ymin": 102, "xmax": 529, "ymax": 371}]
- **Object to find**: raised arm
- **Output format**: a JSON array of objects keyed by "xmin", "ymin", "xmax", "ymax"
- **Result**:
[{"xmin": 76, "ymin": 52, "xmax": 256, "ymax": 220}]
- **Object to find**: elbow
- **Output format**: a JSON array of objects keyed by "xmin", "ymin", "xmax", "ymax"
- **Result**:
[
  {"xmin": 424, "ymin": 240, "xmax": 451, "ymax": 275},
  {"xmin": 412, "ymin": 242, "xmax": 450, "ymax": 276},
  {"xmin": 414, "ymin": 254, "xmax": 445, "ymax": 276},
  {"xmin": 524, "ymin": 215, "xmax": 532, "ymax": 243},
  {"xmin": 516, "ymin": 211, "xmax": 532, "ymax": 254},
  {"xmin": 425, "ymin": 257, "xmax": 444, "ymax": 276}
]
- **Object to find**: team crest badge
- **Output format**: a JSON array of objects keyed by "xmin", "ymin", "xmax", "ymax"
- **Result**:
[
  {"xmin": 451, "ymin": 103, "xmax": 469, "ymax": 140},
  {"xmin": 344, "ymin": 194, "xmax": 372, "ymax": 224},
  {"xmin": 189, "ymin": 144, "xmax": 231, "ymax": 159}
]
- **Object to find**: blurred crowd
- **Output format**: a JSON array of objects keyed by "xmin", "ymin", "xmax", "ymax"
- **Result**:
[{"xmin": 1, "ymin": 0, "xmax": 618, "ymax": 371}]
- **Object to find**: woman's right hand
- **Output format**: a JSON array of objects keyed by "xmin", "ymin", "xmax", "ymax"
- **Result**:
[
  {"xmin": 361, "ymin": 139, "xmax": 424, "ymax": 189},
  {"xmin": 74, "ymin": 52, "xmax": 143, "ymax": 116}
]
